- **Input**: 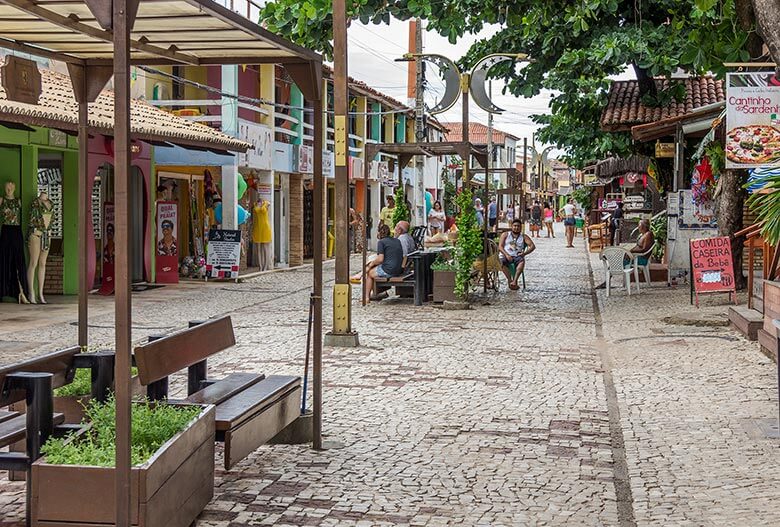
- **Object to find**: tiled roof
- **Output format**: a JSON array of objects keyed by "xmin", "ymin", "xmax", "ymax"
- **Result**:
[
  {"xmin": 600, "ymin": 76, "xmax": 725, "ymax": 131},
  {"xmin": 440, "ymin": 122, "xmax": 519, "ymax": 144},
  {"xmin": 0, "ymin": 68, "xmax": 249, "ymax": 151}
]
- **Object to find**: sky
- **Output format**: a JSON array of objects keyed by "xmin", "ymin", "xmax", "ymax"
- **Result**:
[{"xmin": 346, "ymin": 19, "xmax": 557, "ymax": 151}]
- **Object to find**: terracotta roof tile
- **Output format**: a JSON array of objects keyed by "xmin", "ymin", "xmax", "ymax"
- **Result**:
[
  {"xmin": 0, "ymin": 67, "xmax": 249, "ymax": 151},
  {"xmin": 600, "ymin": 76, "xmax": 725, "ymax": 131},
  {"xmin": 440, "ymin": 122, "xmax": 519, "ymax": 144}
]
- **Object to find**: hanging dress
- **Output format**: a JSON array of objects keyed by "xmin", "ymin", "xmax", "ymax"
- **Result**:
[{"xmin": 0, "ymin": 197, "xmax": 30, "ymax": 299}]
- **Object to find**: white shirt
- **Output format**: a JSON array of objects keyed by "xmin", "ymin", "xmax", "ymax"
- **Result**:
[{"xmin": 563, "ymin": 203, "xmax": 576, "ymax": 217}]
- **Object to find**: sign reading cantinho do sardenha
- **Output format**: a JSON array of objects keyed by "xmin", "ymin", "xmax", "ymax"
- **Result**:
[
  {"xmin": 726, "ymin": 73, "xmax": 780, "ymax": 169},
  {"xmin": 690, "ymin": 236, "xmax": 737, "ymax": 306}
]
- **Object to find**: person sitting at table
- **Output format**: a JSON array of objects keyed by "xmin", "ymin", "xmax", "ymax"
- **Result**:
[
  {"xmin": 395, "ymin": 220, "xmax": 416, "ymax": 262},
  {"xmin": 353, "ymin": 224, "xmax": 404, "ymax": 304},
  {"xmin": 627, "ymin": 219, "xmax": 654, "ymax": 267},
  {"xmin": 498, "ymin": 219, "xmax": 535, "ymax": 291}
]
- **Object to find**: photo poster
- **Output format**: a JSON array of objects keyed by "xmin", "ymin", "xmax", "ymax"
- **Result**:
[
  {"xmin": 689, "ymin": 236, "xmax": 737, "ymax": 306},
  {"xmin": 155, "ymin": 201, "xmax": 179, "ymax": 284},
  {"xmin": 725, "ymin": 72, "xmax": 780, "ymax": 169},
  {"xmin": 206, "ymin": 229, "xmax": 241, "ymax": 280},
  {"xmin": 97, "ymin": 202, "xmax": 115, "ymax": 295}
]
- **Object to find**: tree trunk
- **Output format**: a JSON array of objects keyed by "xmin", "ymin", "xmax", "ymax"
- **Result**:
[
  {"xmin": 737, "ymin": 0, "xmax": 765, "ymax": 59},
  {"xmin": 632, "ymin": 63, "xmax": 657, "ymax": 97},
  {"xmin": 750, "ymin": 0, "xmax": 780, "ymax": 74},
  {"xmin": 717, "ymin": 169, "xmax": 747, "ymax": 290}
]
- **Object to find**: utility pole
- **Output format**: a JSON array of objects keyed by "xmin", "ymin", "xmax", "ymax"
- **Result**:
[
  {"xmin": 325, "ymin": 0, "xmax": 359, "ymax": 347},
  {"xmin": 484, "ymin": 80, "xmax": 492, "ymax": 293},
  {"xmin": 414, "ymin": 19, "xmax": 425, "ymax": 226}
]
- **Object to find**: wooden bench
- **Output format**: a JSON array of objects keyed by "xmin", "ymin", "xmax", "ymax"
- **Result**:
[
  {"xmin": 0, "ymin": 347, "xmax": 114, "ymax": 525},
  {"xmin": 134, "ymin": 316, "xmax": 302, "ymax": 470},
  {"xmin": 373, "ymin": 271, "xmax": 415, "ymax": 299}
]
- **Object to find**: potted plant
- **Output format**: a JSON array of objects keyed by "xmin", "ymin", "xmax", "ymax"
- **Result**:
[
  {"xmin": 432, "ymin": 254, "xmax": 458, "ymax": 303},
  {"xmin": 31, "ymin": 398, "xmax": 215, "ymax": 527},
  {"xmin": 453, "ymin": 187, "xmax": 482, "ymax": 304}
]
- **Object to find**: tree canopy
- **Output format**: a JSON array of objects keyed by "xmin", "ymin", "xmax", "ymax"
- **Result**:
[{"xmin": 260, "ymin": 0, "xmax": 761, "ymax": 167}]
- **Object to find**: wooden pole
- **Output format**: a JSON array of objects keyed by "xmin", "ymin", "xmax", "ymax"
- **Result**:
[
  {"xmin": 312, "ymin": 95, "xmax": 324, "ymax": 449},
  {"xmin": 113, "ymin": 1, "xmax": 132, "ymax": 525},
  {"xmin": 77, "ymin": 79, "xmax": 89, "ymax": 349}
]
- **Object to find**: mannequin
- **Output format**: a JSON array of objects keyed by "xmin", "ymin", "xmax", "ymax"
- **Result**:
[
  {"xmin": 252, "ymin": 198, "xmax": 272, "ymax": 271},
  {"xmin": 0, "ymin": 181, "xmax": 29, "ymax": 303},
  {"xmin": 27, "ymin": 191, "xmax": 54, "ymax": 304}
]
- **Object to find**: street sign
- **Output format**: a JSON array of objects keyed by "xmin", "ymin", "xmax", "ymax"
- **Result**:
[{"xmin": 206, "ymin": 229, "xmax": 241, "ymax": 280}]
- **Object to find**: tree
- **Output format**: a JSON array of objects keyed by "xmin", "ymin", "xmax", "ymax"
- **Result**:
[{"xmin": 260, "ymin": 1, "xmax": 756, "ymax": 167}]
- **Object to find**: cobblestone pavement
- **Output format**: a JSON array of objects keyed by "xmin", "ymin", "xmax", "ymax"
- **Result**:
[{"xmin": 2, "ymin": 224, "xmax": 779, "ymax": 526}]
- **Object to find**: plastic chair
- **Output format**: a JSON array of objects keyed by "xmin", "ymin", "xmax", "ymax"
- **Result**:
[
  {"xmin": 632, "ymin": 246, "xmax": 653, "ymax": 290},
  {"xmin": 600, "ymin": 247, "xmax": 638, "ymax": 297}
]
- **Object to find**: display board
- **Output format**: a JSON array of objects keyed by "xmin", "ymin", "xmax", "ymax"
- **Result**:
[
  {"xmin": 97, "ymin": 202, "xmax": 114, "ymax": 295},
  {"xmin": 690, "ymin": 236, "xmax": 737, "ymax": 306},
  {"xmin": 725, "ymin": 72, "xmax": 780, "ymax": 169},
  {"xmin": 206, "ymin": 229, "xmax": 241, "ymax": 280},
  {"xmin": 36, "ymin": 167, "xmax": 63, "ymax": 239}
]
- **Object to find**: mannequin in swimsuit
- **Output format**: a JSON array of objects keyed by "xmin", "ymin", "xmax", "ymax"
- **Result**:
[{"xmin": 27, "ymin": 191, "xmax": 54, "ymax": 304}]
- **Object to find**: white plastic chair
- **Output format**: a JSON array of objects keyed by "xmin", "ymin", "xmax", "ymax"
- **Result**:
[
  {"xmin": 600, "ymin": 247, "xmax": 638, "ymax": 297},
  {"xmin": 632, "ymin": 246, "xmax": 653, "ymax": 291}
]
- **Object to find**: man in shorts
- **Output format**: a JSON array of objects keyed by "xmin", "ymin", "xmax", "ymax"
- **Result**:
[
  {"xmin": 358, "ymin": 224, "xmax": 403, "ymax": 303},
  {"xmin": 562, "ymin": 198, "xmax": 577, "ymax": 248},
  {"xmin": 498, "ymin": 219, "xmax": 535, "ymax": 290}
]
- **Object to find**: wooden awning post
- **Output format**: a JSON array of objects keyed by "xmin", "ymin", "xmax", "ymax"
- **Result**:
[
  {"xmin": 312, "ymin": 95, "xmax": 324, "ymax": 450},
  {"xmin": 113, "ymin": 1, "xmax": 135, "ymax": 525}
]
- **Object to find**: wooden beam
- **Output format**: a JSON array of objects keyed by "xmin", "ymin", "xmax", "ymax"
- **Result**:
[
  {"xmin": 2, "ymin": 0, "xmax": 200, "ymax": 65},
  {"xmin": 0, "ymin": 37, "xmax": 84, "ymax": 64}
]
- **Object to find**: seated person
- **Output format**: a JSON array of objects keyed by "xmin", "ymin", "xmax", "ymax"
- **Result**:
[
  {"xmin": 358, "ymin": 224, "xmax": 404, "ymax": 304},
  {"xmin": 628, "ymin": 218, "xmax": 654, "ymax": 266},
  {"xmin": 498, "ymin": 219, "xmax": 535, "ymax": 291},
  {"xmin": 395, "ymin": 220, "xmax": 416, "ymax": 260}
]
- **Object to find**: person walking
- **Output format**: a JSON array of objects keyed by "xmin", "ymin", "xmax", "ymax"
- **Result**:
[
  {"xmin": 543, "ymin": 202, "xmax": 555, "ymax": 238},
  {"xmin": 487, "ymin": 197, "xmax": 497, "ymax": 232},
  {"xmin": 530, "ymin": 200, "xmax": 542, "ymax": 238},
  {"xmin": 475, "ymin": 198, "xmax": 485, "ymax": 227},
  {"xmin": 428, "ymin": 200, "xmax": 445, "ymax": 235},
  {"xmin": 562, "ymin": 198, "xmax": 577, "ymax": 248}
]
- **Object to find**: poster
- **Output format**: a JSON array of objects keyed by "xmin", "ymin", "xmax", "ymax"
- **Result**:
[
  {"xmin": 323, "ymin": 150, "xmax": 334, "ymax": 178},
  {"xmin": 677, "ymin": 190, "xmax": 716, "ymax": 229},
  {"xmin": 297, "ymin": 144, "xmax": 313, "ymax": 173},
  {"xmin": 155, "ymin": 201, "xmax": 179, "ymax": 284},
  {"xmin": 725, "ymin": 72, "xmax": 780, "ymax": 169},
  {"xmin": 206, "ymin": 229, "xmax": 241, "ymax": 280},
  {"xmin": 238, "ymin": 121, "xmax": 272, "ymax": 169},
  {"xmin": 690, "ymin": 236, "xmax": 736, "ymax": 305},
  {"xmin": 97, "ymin": 202, "xmax": 114, "ymax": 295}
]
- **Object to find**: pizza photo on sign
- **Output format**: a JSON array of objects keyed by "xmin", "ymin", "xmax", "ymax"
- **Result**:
[{"xmin": 725, "ymin": 125, "xmax": 780, "ymax": 165}]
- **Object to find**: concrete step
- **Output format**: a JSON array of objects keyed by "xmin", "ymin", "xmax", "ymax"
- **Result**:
[{"xmin": 729, "ymin": 305, "xmax": 763, "ymax": 341}]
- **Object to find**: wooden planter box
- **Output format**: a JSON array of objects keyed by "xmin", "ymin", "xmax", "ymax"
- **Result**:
[
  {"xmin": 433, "ymin": 270, "xmax": 458, "ymax": 303},
  {"xmin": 31, "ymin": 404, "xmax": 216, "ymax": 527},
  {"xmin": 54, "ymin": 375, "xmax": 145, "ymax": 424}
]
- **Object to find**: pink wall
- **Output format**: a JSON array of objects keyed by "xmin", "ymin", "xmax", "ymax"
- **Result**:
[
  {"xmin": 87, "ymin": 136, "xmax": 152, "ymax": 288},
  {"xmin": 206, "ymin": 65, "xmax": 260, "ymax": 122}
]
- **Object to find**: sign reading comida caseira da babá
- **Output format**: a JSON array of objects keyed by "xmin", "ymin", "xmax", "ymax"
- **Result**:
[{"xmin": 725, "ymin": 72, "xmax": 780, "ymax": 169}]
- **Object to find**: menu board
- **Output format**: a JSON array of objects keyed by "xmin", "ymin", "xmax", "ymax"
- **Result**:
[
  {"xmin": 92, "ymin": 178, "xmax": 102, "ymax": 239},
  {"xmin": 690, "ymin": 236, "xmax": 737, "ymax": 306}
]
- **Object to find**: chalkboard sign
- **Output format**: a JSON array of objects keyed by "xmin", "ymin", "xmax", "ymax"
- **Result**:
[{"xmin": 690, "ymin": 236, "xmax": 737, "ymax": 306}]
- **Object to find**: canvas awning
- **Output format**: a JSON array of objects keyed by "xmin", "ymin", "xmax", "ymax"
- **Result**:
[{"xmin": 0, "ymin": 67, "xmax": 250, "ymax": 152}]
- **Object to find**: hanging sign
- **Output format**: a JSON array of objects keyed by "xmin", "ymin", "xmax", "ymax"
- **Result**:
[
  {"xmin": 155, "ymin": 201, "xmax": 179, "ymax": 284},
  {"xmin": 206, "ymin": 229, "xmax": 241, "ymax": 280},
  {"xmin": 297, "ymin": 144, "xmax": 313, "ymax": 173},
  {"xmin": 655, "ymin": 142, "xmax": 675, "ymax": 158},
  {"xmin": 97, "ymin": 202, "xmax": 115, "ymax": 295},
  {"xmin": 725, "ymin": 72, "xmax": 780, "ymax": 169},
  {"xmin": 689, "ymin": 236, "xmax": 737, "ymax": 306},
  {"xmin": 2, "ymin": 56, "xmax": 42, "ymax": 104}
]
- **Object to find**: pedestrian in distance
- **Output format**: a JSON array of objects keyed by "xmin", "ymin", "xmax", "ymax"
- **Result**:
[
  {"xmin": 488, "ymin": 196, "xmax": 498, "ymax": 232},
  {"xmin": 530, "ymin": 200, "xmax": 542, "ymax": 238},
  {"xmin": 428, "ymin": 200, "xmax": 446, "ymax": 235},
  {"xmin": 475, "ymin": 198, "xmax": 485, "ymax": 227},
  {"xmin": 609, "ymin": 201, "xmax": 624, "ymax": 246},
  {"xmin": 498, "ymin": 218, "xmax": 535, "ymax": 291},
  {"xmin": 379, "ymin": 195, "xmax": 396, "ymax": 233},
  {"xmin": 543, "ymin": 202, "xmax": 555, "ymax": 238},
  {"xmin": 561, "ymin": 198, "xmax": 577, "ymax": 247}
]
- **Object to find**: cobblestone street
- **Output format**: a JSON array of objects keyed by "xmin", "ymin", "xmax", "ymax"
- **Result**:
[{"xmin": 2, "ymin": 225, "xmax": 779, "ymax": 526}]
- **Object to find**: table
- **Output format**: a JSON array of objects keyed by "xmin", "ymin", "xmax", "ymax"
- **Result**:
[{"xmin": 409, "ymin": 247, "xmax": 451, "ymax": 306}]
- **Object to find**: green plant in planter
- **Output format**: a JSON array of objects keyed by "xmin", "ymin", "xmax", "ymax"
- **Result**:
[
  {"xmin": 431, "ymin": 254, "xmax": 456, "ymax": 271},
  {"xmin": 41, "ymin": 397, "xmax": 201, "ymax": 467},
  {"xmin": 54, "ymin": 366, "xmax": 139, "ymax": 397},
  {"xmin": 650, "ymin": 213, "xmax": 667, "ymax": 261},
  {"xmin": 454, "ymin": 188, "xmax": 481, "ymax": 300},
  {"xmin": 441, "ymin": 165, "xmax": 457, "ymax": 218},
  {"xmin": 391, "ymin": 185, "xmax": 410, "ymax": 228}
]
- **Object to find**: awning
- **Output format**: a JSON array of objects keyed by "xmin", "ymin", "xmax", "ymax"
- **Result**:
[
  {"xmin": 631, "ymin": 102, "xmax": 725, "ymax": 142},
  {"xmin": 0, "ymin": 0, "xmax": 321, "ymax": 66},
  {"xmin": 0, "ymin": 67, "xmax": 250, "ymax": 151}
]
